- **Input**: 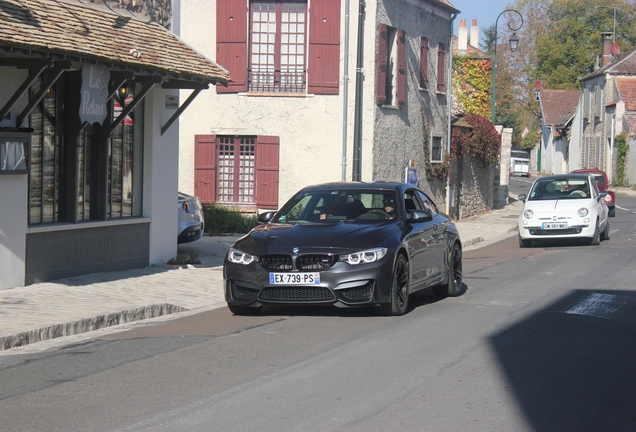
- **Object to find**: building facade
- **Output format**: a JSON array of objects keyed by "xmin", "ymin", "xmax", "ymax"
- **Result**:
[{"xmin": 176, "ymin": 0, "xmax": 458, "ymax": 209}]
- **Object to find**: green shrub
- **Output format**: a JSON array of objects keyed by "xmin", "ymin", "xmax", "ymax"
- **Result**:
[
  {"xmin": 203, "ymin": 202, "xmax": 260, "ymax": 234},
  {"xmin": 167, "ymin": 252, "xmax": 201, "ymax": 265}
]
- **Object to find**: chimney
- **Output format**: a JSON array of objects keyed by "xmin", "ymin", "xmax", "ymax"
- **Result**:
[
  {"xmin": 470, "ymin": 19, "xmax": 480, "ymax": 50},
  {"xmin": 458, "ymin": 19, "xmax": 468, "ymax": 54},
  {"xmin": 601, "ymin": 32, "xmax": 613, "ymax": 67}
]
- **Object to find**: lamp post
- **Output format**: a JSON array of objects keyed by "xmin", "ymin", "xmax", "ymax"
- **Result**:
[{"xmin": 491, "ymin": 9, "xmax": 523, "ymax": 124}]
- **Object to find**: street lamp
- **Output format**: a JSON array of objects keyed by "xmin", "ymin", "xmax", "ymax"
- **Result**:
[{"xmin": 491, "ymin": 9, "xmax": 523, "ymax": 124}]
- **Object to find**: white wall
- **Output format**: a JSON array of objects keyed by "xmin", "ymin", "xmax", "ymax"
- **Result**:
[
  {"xmin": 0, "ymin": 67, "xmax": 30, "ymax": 288},
  {"xmin": 143, "ymin": 88, "xmax": 180, "ymax": 265},
  {"xmin": 0, "ymin": 175, "xmax": 27, "ymax": 288}
]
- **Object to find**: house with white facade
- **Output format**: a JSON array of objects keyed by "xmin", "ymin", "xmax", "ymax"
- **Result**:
[
  {"xmin": 176, "ymin": 0, "xmax": 459, "ymax": 210},
  {"xmin": 0, "ymin": 0, "xmax": 228, "ymax": 289}
]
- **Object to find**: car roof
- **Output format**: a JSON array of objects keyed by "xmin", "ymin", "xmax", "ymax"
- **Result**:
[
  {"xmin": 298, "ymin": 181, "xmax": 413, "ymax": 193},
  {"xmin": 534, "ymin": 174, "xmax": 590, "ymax": 181},
  {"xmin": 570, "ymin": 168, "xmax": 607, "ymax": 178}
]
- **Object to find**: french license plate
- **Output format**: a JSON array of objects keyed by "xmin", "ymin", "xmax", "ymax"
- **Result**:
[
  {"xmin": 269, "ymin": 272, "xmax": 321, "ymax": 285},
  {"xmin": 542, "ymin": 222, "xmax": 568, "ymax": 229}
]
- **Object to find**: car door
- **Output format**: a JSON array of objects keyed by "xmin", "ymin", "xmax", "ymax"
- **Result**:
[
  {"xmin": 590, "ymin": 176, "xmax": 609, "ymax": 230},
  {"xmin": 402, "ymin": 189, "xmax": 444, "ymax": 290}
]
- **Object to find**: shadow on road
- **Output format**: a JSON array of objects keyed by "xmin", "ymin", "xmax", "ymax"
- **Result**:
[{"xmin": 490, "ymin": 289, "xmax": 636, "ymax": 431}]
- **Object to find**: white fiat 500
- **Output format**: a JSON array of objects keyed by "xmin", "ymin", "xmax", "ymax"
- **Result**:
[{"xmin": 518, "ymin": 174, "xmax": 610, "ymax": 247}]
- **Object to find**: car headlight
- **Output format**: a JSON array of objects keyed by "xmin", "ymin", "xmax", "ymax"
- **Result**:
[
  {"xmin": 339, "ymin": 247, "xmax": 387, "ymax": 265},
  {"xmin": 228, "ymin": 248, "xmax": 257, "ymax": 265},
  {"xmin": 523, "ymin": 209, "xmax": 533, "ymax": 219},
  {"xmin": 577, "ymin": 207, "xmax": 589, "ymax": 217}
]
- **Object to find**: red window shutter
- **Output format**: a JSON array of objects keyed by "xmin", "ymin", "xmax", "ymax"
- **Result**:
[
  {"xmin": 194, "ymin": 135, "xmax": 217, "ymax": 205},
  {"xmin": 376, "ymin": 24, "xmax": 388, "ymax": 105},
  {"xmin": 420, "ymin": 37, "xmax": 429, "ymax": 89},
  {"xmin": 397, "ymin": 29, "xmax": 406, "ymax": 107},
  {"xmin": 216, "ymin": 0, "xmax": 247, "ymax": 93},
  {"xmin": 308, "ymin": 0, "xmax": 341, "ymax": 95},
  {"xmin": 437, "ymin": 42, "xmax": 446, "ymax": 93},
  {"xmin": 255, "ymin": 136, "xmax": 279, "ymax": 209}
]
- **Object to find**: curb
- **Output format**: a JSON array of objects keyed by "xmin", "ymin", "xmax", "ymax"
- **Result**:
[{"xmin": 0, "ymin": 303, "xmax": 189, "ymax": 351}]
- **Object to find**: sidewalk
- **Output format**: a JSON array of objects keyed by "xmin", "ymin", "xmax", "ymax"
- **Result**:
[{"xmin": 0, "ymin": 196, "xmax": 550, "ymax": 353}]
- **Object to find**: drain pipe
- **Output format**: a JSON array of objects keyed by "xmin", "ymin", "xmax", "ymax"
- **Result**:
[
  {"xmin": 445, "ymin": 12, "xmax": 457, "ymax": 215},
  {"xmin": 352, "ymin": 0, "xmax": 366, "ymax": 182},
  {"xmin": 341, "ymin": 0, "xmax": 350, "ymax": 181}
]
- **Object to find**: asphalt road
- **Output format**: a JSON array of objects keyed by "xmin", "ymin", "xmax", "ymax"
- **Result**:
[{"xmin": 1, "ymin": 194, "xmax": 636, "ymax": 431}]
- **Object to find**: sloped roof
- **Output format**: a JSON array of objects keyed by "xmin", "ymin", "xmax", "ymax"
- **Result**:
[
  {"xmin": 436, "ymin": 0, "xmax": 459, "ymax": 11},
  {"xmin": 0, "ymin": 0, "xmax": 230, "ymax": 85},
  {"xmin": 540, "ymin": 89, "xmax": 580, "ymax": 126},
  {"xmin": 615, "ymin": 77, "xmax": 636, "ymax": 111},
  {"xmin": 583, "ymin": 44, "xmax": 636, "ymax": 81}
]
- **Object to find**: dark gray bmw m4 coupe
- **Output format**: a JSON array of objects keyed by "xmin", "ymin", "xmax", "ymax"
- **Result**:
[{"xmin": 224, "ymin": 182, "xmax": 462, "ymax": 316}]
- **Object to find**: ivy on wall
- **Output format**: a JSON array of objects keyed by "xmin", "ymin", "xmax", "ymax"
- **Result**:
[
  {"xmin": 425, "ymin": 113, "xmax": 501, "ymax": 181},
  {"xmin": 615, "ymin": 133, "xmax": 629, "ymax": 186},
  {"xmin": 452, "ymin": 57, "xmax": 492, "ymax": 118}
]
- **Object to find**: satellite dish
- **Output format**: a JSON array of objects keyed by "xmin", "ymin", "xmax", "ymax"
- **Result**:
[
  {"xmin": 534, "ymin": 80, "xmax": 543, "ymax": 91},
  {"xmin": 611, "ymin": 43, "xmax": 620, "ymax": 55}
]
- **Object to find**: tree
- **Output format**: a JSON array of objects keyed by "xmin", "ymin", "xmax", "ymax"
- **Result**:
[{"xmin": 535, "ymin": 0, "xmax": 636, "ymax": 89}]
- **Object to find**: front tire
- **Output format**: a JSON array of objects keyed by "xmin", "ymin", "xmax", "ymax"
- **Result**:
[
  {"xmin": 433, "ymin": 243, "xmax": 463, "ymax": 298},
  {"xmin": 589, "ymin": 219, "xmax": 601, "ymax": 245},
  {"xmin": 518, "ymin": 234, "xmax": 531, "ymax": 248},
  {"xmin": 602, "ymin": 219, "xmax": 610, "ymax": 241},
  {"xmin": 379, "ymin": 254, "xmax": 409, "ymax": 316}
]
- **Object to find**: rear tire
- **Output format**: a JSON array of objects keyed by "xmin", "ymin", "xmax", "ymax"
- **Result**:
[
  {"xmin": 227, "ymin": 303, "xmax": 263, "ymax": 316},
  {"xmin": 379, "ymin": 254, "xmax": 409, "ymax": 316},
  {"xmin": 433, "ymin": 243, "xmax": 463, "ymax": 298},
  {"xmin": 518, "ymin": 234, "xmax": 531, "ymax": 248}
]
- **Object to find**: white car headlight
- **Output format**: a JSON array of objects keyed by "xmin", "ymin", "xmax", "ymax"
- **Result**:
[
  {"xmin": 577, "ymin": 208, "xmax": 589, "ymax": 217},
  {"xmin": 340, "ymin": 247, "xmax": 387, "ymax": 265},
  {"xmin": 228, "ymin": 248, "xmax": 257, "ymax": 265},
  {"xmin": 523, "ymin": 209, "xmax": 534, "ymax": 219}
]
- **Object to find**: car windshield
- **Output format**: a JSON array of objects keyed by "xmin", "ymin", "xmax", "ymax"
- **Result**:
[
  {"xmin": 273, "ymin": 190, "xmax": 398, "ymax": 223},
  {"xmin": 528, "ymin": 178, "xmax": 591, "ymax": 201}
]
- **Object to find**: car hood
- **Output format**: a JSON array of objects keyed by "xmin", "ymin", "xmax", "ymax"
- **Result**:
[
  {"xmin": 231, "ymin": 222, "xmax": 400, "ymax": 256},
  {"xmin": 524, "ymin": 199, "xmax": 596, "ymax": 213}
]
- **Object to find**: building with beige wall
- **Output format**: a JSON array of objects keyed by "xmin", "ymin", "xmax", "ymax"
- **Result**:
[{"xmin": 176, "ymin": 0, "xmax": 458, "ymax": 210}]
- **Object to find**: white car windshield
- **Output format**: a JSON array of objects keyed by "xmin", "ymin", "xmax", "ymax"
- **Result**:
[{"xmin": 528, "ymin": 178, "xmax": 591, "ymax": 201}]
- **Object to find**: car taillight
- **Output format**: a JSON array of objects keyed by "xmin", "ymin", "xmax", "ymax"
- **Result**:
[{"xmin": 182, "ymin": 202, "xmax": 190, "ymax": 213}]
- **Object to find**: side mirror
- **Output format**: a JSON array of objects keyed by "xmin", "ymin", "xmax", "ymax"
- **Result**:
[
  {"xmin": 407, "ymin": 210, "xmax": 433, "ymax": 223},
  {"xmin": 257, "ymin": 211, "xmax": 276, "ymax": 223},
  {"xmin": 598, "ymin": 191, "xmax": 607, "ymax": 199},
  {"xmin": 518, "ymin": 193, "xmax": 527, "ymax": 203}
]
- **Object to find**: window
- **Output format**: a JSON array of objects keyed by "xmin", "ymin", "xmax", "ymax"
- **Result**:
[
  {"xmin": 195, "ymin": 134, "xmax": 280, "ymax": 208},
  {"xmin": 376, "ymin": 25, "xmax": 406, "ymax": 106},
  {"xmin": 431, "ymin": 136, "xmax": 443, "ymax": 163},
  {"xmin": 28, "ymin": 73, "xmax": 143, "ymax": 225},
  {"xmin": 216, "ymin": 0, "xmax": 341, "ymax": 95},
  {"xmin": 583, "ymin": 136, "xmax": 590, "ymax": 167},
  {"xmin": 437, "ymin": 42, "xmax": 446, "ymax": 93},
  {"xmin": 420, "ymin": 37, "xmax": 429, "ymax": 90},
  {"xmin": 594, "ymin": 85, "xmax": 603, "ymax": 117}
]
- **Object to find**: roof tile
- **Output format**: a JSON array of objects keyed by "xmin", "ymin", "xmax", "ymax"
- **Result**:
[{"xmin": 0, "ymin": 0, "xmax": 229, "ymax": 85}]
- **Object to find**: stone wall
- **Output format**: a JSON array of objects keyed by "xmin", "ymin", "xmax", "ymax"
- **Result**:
[{"xmin": 451, "ymin": 155, "xmax": 495, "ymax": 220}]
